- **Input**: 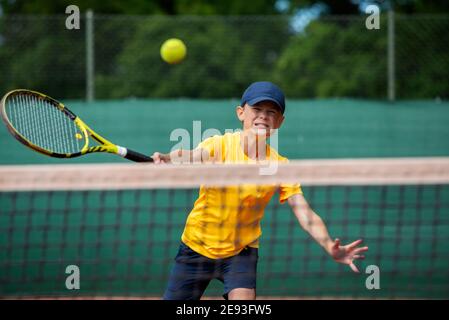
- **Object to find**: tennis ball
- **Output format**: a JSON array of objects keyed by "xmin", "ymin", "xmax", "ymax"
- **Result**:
[
  {"xmin": 160, "ymin": 38, "xmax": 187, "ymax": 64},
  {"xmin": 75, "ymin": 133, "xmax": 83, "ymax": 140}
]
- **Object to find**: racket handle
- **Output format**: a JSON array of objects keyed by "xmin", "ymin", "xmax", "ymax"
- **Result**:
[{"xmin": 123, "ymin": 148, "xmax": 154, "ymax": 162}]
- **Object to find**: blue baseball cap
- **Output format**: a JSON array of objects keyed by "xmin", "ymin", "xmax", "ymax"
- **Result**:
[{"xmin": 241, "ymin": 81, "xmax": 285, "ymax": 114}]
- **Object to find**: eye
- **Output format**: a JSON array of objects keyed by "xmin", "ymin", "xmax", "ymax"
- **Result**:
[{"xmin": 268, "ymin": 110, "xmax": 276, "ymax": 115}]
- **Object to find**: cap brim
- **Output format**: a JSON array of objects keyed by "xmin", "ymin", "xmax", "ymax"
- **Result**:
[{"xmin": 246, "ymin": 96, "xmax": 284, "ymax": 113}]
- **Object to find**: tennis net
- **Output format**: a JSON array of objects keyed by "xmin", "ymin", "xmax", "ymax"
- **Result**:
[{"xmin": 1, "ymin": 158, "xmax": 449, "ymax": 299}]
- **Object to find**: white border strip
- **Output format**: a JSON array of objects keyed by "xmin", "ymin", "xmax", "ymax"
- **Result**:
[{"xmin": 1, "ymin": 157, "xmax": 449, "ymax": 191}]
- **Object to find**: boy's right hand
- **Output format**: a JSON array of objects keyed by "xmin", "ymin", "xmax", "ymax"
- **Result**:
[{"xmin": 151, "ymin": 152, "xmax": 170, "ymax": 164}]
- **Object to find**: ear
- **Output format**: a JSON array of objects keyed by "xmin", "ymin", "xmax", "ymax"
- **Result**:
[{"xmin": 236, "ymin": 105, "xmax": 245, "ymax": 122}]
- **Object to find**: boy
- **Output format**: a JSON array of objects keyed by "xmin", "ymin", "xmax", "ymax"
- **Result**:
[{"xmin": 152, "ymin": 81, "xmax": 368, "ymax": 300}]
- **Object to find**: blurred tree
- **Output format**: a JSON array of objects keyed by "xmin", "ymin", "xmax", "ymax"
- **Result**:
[
  {"xmin": 95, "ymin": 16, "xmax": 290, "ymax": 99},
  {"xmin": 287, "ymin": 0, "xmax": 358, "ymax": 15},
  {"xmin": 0, "ymin": 0, "xmax": 163, "ymax": 14},
  {"xmin": 0, "ymin": 0, "xmax": 279, "ymax": 15},
  {"xmin": 174, "ymin": 0, "xmax": 278, "ymax": 15},
  {"xmin": 273, "ymin": 18, "xmax": 387, "ymax": 98},
  {"xmin": 286, "ymin": 0, "xmax": 449, "ymax": 14},
  {"xmin": 273, "ymin": 14, "xmax": 449, "ymax": 99},
  {"xmin": 0, "ymin": 15, "xmax": 85, "ymax": 98},
  {"xmin": 0, "ymin": 0, "xmax": 447, "ymax": 100},
  {"xmin": 395, "ymin": 16, "xmax": 449, "ymax": 98},
  {"xmin": 1, "ymin": 0, "xmax": 448, "ymax": 15},
  {"xmin": 389, "ymin": 0, "xmax": 449, "ymax": 13}
]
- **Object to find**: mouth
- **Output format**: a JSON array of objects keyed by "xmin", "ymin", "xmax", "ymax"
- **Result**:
[{"xmin": 253, "ymin": 123, "xmax": 270, "ymax": 129}]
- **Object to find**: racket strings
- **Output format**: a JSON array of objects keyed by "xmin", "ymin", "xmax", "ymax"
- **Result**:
[{"xmin": 7, "ymin": 94, "xmax": 83, "ymax": 154}]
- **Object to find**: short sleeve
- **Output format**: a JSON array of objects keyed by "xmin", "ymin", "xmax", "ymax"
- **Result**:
[
  {"xmin": 196, "ymin": 135, "xmax": 223, "ymax": 160},
  {"xmin": 276, "ymin": 156, "xmax": 302, "ymax": 203},
  {"xmin": 279, "ymin": 183, "xmax": 302, "ymax": 203}
]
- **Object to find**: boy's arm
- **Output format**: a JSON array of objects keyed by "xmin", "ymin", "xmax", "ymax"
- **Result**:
[
  {"xmin": 287, "ymin": 193, "xmax": 368, "ymax": 273},
  {"xmin": 151, "ymin": 148, "xmax": 210, "ymax": 164}
]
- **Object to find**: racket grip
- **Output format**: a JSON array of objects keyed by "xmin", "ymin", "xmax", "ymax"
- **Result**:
[{"xmin": 124, "ymin": 148, "xmax": 154, "ymax": 162}]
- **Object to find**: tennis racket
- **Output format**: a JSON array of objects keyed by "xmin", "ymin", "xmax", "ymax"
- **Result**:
[{"xmin": 0, "ymin": 89, "xmax": 154, "ymax": 162}]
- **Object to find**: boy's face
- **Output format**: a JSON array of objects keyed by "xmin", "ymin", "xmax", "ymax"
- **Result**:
[{"xmin": 236, "ymin": 100, "xmax": 285, "ymax": 137}]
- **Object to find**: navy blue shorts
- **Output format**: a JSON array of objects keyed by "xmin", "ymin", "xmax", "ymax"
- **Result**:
[{"xmin": 163, "ymin": 242, "xmax": 258, "ymax": 300}]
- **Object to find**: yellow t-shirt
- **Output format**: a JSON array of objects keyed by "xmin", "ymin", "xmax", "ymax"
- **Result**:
[{"xmin": 181, "ymin": 131, "xmax": 302, "ymax": 259}]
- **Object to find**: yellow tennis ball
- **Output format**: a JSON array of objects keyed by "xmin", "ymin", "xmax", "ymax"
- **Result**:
[
  {"xmin": 75, "ymin": 133, "xmax": 83, "ymax": 140},
  {"xmin": 160, "ymin": 38, "xmax": 187, "ymax": 64}
]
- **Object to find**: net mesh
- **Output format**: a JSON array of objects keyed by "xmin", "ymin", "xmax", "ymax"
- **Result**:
[{"xmin": 1, "ymin": 158, "xmax": 449, "ymax": 299}]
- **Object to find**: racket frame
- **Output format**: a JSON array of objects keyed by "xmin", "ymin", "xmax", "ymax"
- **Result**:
[{"xmin": 0, "ymin": 89, "xmax": 148, "ymax": 161}]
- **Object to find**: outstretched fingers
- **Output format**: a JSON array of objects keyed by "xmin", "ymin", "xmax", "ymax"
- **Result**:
[
  {"xmin": 353, "ymin": 246, "xmax": 369, "ymax": 255},
  {"xmin": 347, "ymin": 239, "xmax": 364, "ymax": 250},
  {"xmin": 349, "ymin": 262, "xmax": 360, "ymax": 273}
]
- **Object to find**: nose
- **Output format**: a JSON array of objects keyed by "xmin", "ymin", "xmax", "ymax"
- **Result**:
[{"xmin": 257, "ymin": 110, "xmax": 268, "ymax": 119}]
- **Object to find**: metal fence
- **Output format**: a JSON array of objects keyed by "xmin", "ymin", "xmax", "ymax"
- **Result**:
[{"xmin": 0, "ymin": 12, "xmax": 448, "ymax": 100}]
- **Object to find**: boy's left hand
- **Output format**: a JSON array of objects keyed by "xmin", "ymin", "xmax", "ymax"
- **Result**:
[{"xmin": 329, "ymin": 239, "xmax": 368, "ymax": 273}]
